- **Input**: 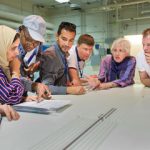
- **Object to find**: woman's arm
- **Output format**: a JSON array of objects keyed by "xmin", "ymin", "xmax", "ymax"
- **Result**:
[
  {"xmin": 0, "ymin": 76, "xmax": 24, "ymax": 105},
  {"xmin": 0, "ymin": 104, "xmax": 20, "ymax": 121}
]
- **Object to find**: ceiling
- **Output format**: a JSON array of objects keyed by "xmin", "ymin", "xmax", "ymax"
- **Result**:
[
  {"xmin": 32, "ymin": 0, "xmax": 150, "ymax": 11},
  {"xmin": 0, "ymin": 0, "xmax": 150, "ymax": 13}
]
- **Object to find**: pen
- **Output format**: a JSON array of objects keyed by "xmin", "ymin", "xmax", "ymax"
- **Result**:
[
  {"xmin": 0, "ymin": 114, "xmax": 3, "ymax": 126},
  {"xmin": 44, "ymin": 90, "xmax": 48, "ymax": 95},
  {"xmin": 44, "ymin": 90, "xmax": 52, "ymax": 100}
]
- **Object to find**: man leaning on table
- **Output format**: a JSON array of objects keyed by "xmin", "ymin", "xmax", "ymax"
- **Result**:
[
  {"xmin": 67, "ymin": 34, "xmax": 95, "ymax": 86},
  {"xmin": 17, "ymin": 15, "xmax": 51, "ymax": 101},
  {"xmin": 136, "ymin": 28, "xmax": 150, "ymax": 87},
  {"xmin": 39, "ymin": 22, "xmax": 85, "ymax": 95}
]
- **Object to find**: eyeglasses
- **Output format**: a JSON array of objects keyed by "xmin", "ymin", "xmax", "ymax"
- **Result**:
[{"xmin": 22, "ymin": 28, "xmax": 40, "ymax": 48}]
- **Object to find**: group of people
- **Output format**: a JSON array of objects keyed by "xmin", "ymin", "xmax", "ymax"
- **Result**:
[{"xmin": 0, "ymin": 14, "xmax": 150, "ymax": 121}]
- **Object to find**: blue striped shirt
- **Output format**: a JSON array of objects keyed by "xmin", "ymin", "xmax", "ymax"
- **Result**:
[{"xmin": 0, "ymin": 68, "xmax": 24, "ymax": 105}]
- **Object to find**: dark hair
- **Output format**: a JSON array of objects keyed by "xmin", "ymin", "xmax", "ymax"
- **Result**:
[
  {"xmin": 77, "ymin": 34, "xmax": 95, "ymax": 46},
  {"xmin": 57, "ymin": 22, "xmax": 76, "ymax": 35},
  {"xmin": 13, "ymin": 33, "xmax": 20, "ymax": 43},
  {"xmin": 18, "ymin": 25, "xmax": 26, "ymax": 32},
  {"xmin": 142, "ymin": 28, "xmax": 150, "ymax": 38}
]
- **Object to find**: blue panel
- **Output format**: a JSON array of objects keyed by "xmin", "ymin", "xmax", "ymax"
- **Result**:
[
  {"xmin": 41, "ymin": 45, "xmax": 50, "ymax": 52},
  {"xmin": 95, "ymin": 44, "xmax": 100, "ymax": 50}
]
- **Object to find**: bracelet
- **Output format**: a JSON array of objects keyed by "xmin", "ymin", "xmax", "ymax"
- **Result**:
[{"xmin": 11, "ymin": 72, "xmax": 20, "ymax": 79}]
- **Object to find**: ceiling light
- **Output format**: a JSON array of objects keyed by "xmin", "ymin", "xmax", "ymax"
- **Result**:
[
  {"xmin": 70, "ymin": 4, "xmax": 81, "ymax": 10},
  {"xmin": 55, "ymin": 0, "xmax": 70, "ymax": 3}
]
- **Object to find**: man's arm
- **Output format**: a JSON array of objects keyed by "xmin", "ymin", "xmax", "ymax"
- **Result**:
[
  {"xmin": 69, "ymin": 67, "xmax": 81, "ymax": 86},
  {"xmin": 139, "ymin": 71, "xmax": 150, "ymax": 87},
  {"xmin": 66, "ymin": 86, "xmax": 85, "ymax": 95},
  {"xmin": 42, "ymin": 81, "xmax": 67, "ymax": 95}
]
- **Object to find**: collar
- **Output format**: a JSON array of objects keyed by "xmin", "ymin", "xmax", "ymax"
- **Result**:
[
  {"xmin": 112, "ymin": 56, "xmax": 129, "ymax": 66},
  {"xmin": 18, "ymin": 43, "xmax": 26, "ymax": 58},
  {"xmin": 75, "ymin": 46, "xmax": 84, "ymax": 62},
  {"xmin": 54, "ymin": 42, "xmax": 70, "ymax": 58}
]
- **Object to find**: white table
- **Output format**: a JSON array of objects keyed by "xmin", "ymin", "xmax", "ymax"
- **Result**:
[{"xmin": 0, "ymin": 84, "xmax": 150, "ymax": 150}]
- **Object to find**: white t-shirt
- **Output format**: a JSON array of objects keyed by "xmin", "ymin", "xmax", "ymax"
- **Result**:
[
  {"xmin": 136, "ymin": 50, "xmax": 150, "ymax": 76},
  {"xmin": 67, "ymin": 45, "xmax": 85, "ymax": 77}
]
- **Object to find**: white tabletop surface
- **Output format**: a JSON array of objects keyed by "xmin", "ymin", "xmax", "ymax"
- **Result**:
[{"xmin": 0, "ymin": 84, "xmax": 150, "ymax": 150}]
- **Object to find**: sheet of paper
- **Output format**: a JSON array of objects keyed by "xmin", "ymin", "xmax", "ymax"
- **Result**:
[{"xmin": 15, "ymin": 100, "xmax": 71, "ymax": 111}]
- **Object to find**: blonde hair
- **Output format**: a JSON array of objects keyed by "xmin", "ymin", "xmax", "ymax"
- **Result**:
[{"xmin": 111, "ymin": 38, "xmax": 131, "ymax": 55}]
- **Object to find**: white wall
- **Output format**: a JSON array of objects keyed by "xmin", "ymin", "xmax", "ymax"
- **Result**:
[{"xmin": 0, "ymin": 1, "xmax": 54, "ymax": 44}]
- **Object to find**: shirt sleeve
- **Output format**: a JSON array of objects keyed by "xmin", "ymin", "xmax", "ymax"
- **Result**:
[
  {"xmin": 0, "ymin": 77, "xmax": 24, "ymax": 105},
  {"xmin": 136, "ymin": 51, "xmax": 145, "ymax": 72},
  {"xmin": 67, "ymin": 51, "xmax": 77, "ymax": 69},
  {"xmin": 42, "ymin": 79, "xmax": 67, "ymax": 95},
  {"xmin": 98, "ymin": 57, "xmax": 106, "ymax": 82},
  {"xmin": 20, "ymin": 77, "xmax": 33, "ymax": 92},
  {"xmin": 98, "ymin": 55, "xmax": 111, "ymax": 82},
  {"xmin": 113, "ymin": 57, "xmax": 136, "ymax": 87}
]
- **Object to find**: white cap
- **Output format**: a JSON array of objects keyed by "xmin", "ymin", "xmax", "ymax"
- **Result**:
[{"xmin": 23, "ymin": 15, "xmax": 46, "ymax": 43}]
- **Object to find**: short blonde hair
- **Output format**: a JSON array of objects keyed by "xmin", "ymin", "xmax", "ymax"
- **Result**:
[{"xmin": 111, "ymin": 38, "xmax": 131, "ymax": 55}]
